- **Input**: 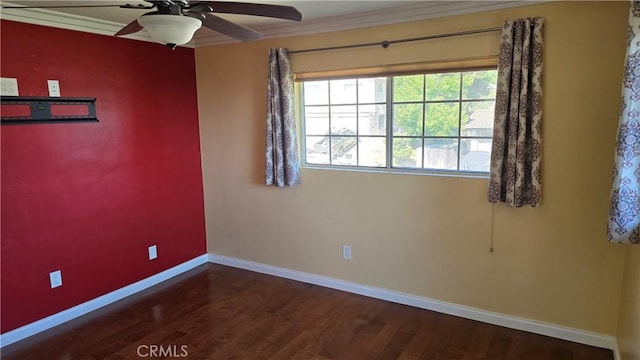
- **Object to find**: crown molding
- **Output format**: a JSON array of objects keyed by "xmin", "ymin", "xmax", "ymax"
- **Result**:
[
  {"xmin": 193, "ymin": 1, "xmax": 541, "ymax": 47},
  {"xmin": 1, "ymin": 1, "xmax": 542, "ymax": 49}
]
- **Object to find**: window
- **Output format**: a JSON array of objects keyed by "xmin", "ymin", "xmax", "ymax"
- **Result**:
[{"xmin": 301, "ymin": 68, "xmax": 498, "ymax": 174}]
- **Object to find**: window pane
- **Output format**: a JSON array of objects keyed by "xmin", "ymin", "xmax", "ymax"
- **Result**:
[
  {"xmin": 392, "ymin": 137, "xmax": 422, "ymax": 168},
  {"xmin": 423, "ymin": 139, "xmax": 458, "ymax": 170},
  {"xmin": 330, "ymin": 136, "xmax": 357, "ymax": 165},
  {"xmin": 425, "ymin": 73, "xmax": 460, "ymax": 101},
  {"xmin": 330, "ymin": 79, "xmax": 357, "ymax": 104},
  {"xmin": 358, "ymin": 104, "xmax": 386, "ymax": 135},
  {"xmin": 462, "ymin": 70, "xmax": 498, "ymax": 100},
  {"xmin": 425, "ymin": 103, "xmax": 459, "ymax": 136},
  {"xmin": 460, "ymin": 138, "xmax": 492, "ymax": 172},
  {"xmin": 330, "ymin": 105, "xmax": 357, "ymax": 133},
  {"xmin": 305, "ymin": 106, "xmax": 329, "ymax": 135},
  {"xmin": 393, "ymin": 75, "xmax": 424, "ymax": 102},
  {"xmin": 306, "ymin": 136, "xmax": 330, "ymax": 164},
  {"xmin": 358, "ymin": 137, "xmax": 386, "ymax": 167},
  {"xmin": 358, "ymin": 77, "xmax": 386, "ymax": 103},
  {"xmin": 461, "ymin": 101, "xmax": 494, "ymax": 137},
  {"xmin": 301, "ymin": 70, "xmax": 495, "ymax": 174},
  {"xmin": 303, "ymin": 81, "xmax": 329, "ymax": 105},
  {"xmin": 393, "ymin": 103, "xmax": 423, "ymax": 136}
]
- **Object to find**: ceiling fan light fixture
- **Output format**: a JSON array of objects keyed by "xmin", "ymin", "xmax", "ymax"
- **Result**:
[{"xmin": 138, "ymin": 14, "xmax": 202, "ymax": 46}]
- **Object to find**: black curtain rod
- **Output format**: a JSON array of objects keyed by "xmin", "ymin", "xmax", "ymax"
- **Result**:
[{"xmin": 289, "ymin": 27, "xmax": 502, "ymax": 55}]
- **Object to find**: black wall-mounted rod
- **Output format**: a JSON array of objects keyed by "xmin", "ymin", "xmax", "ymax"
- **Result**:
[{"xmin": 288, "ymin": 27, "xmax": 503, "ymax": 55}]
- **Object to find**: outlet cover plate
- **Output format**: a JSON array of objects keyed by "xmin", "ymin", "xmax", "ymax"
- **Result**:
[
  {"xmin": 1, "ymin": 77, "xmax": 19, "ymax": 96},
  {"xmin": 47, "ymin": 79, "xmax": 60, "ymax": 97},
  {"xmin": 49, "ymin": 270, "xmax": 62, "ymax": 288},
  {"xmin": 148, "ymin": 245, "xmax": 157, "ymax": 260},
  {"xmin": 343, "ymin": 245, "xmax": 352, "ymax": 260}
]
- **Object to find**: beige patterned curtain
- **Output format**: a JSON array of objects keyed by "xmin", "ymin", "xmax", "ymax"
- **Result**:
[
  {"xmin": 488, "ymin": 18, "xmax": 544, "ymax": 207},
  {"xmin": 265, "ymin": 48, "xmax": 301, "ymax": 187},
  {"xmin": 608, "ymin": 1, "xmax": 640, "ymax": 244}
]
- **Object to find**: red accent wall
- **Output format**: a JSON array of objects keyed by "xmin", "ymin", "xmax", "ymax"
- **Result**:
[{"xmin": 0, "ymin": 20, "xmax": 206, "ymax": 333}]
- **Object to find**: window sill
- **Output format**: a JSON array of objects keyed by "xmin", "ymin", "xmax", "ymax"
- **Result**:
[{"xmin": 301, "ymin": 164, "xmax": 490, "ymax": 179}]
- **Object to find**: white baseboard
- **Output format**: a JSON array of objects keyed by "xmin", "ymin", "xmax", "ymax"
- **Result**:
[
  {"xmin": 0, "ymin": 254, "xmax": 209, "ymax": 348},
  {"xmin": 208, "ymin": 253, "xmax": 616, "ymax": 351},
  {"xmin": 1, "ymin": 253, "xmax": 616, "ymax": 352},
  {"xmin": 614, "ymin": 340, "xmax": 622, "ymax": 360}
]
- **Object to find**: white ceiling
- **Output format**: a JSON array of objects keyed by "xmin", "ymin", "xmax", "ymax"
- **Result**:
[
  {"xmin": 3, "ymin": 1, "xmax": 419, "ymax": 25},
  {"xmin": 0, "ymin": 1, "xmax": 538, "ymax": 47}
]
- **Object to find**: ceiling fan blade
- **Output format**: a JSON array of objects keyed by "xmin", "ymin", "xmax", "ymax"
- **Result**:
[
  {"xmin": 198, "ymin": 13, "xmax": 262, "ymax": 41},
  {"xmin": 189, "ymin": 1, "xmax": 302, "ymax": 21},
  {"xmin": 115, "ymin": 19, "xmax": 144, "ymax": 36},
  {"xmin": 120, "ymin": 4, "xmax": 156, "ymax": 10}
]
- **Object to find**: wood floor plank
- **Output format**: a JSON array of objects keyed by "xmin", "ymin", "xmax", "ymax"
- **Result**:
[
  {"xmin": 485, "ymin": 330, "xmax": 514, "ymax": 360},
  {"xmin": 462, "ymin": 322, "xmax": 497, "ymax": 360},
  {"xmin": 396, "ymin": 312, "xmax": 441, "ymax": 360},
  {"xmin": 1, "ymin": 264, "xmax": 614, "ymax": 360}
]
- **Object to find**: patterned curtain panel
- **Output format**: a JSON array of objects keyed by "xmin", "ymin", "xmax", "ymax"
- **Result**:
[
  {"xmin": 608, "ymin": 1, "xmax": 640, "ymax": 244},
  {"xmin": 265, "ymin": 48, "xmax": 301, "ymax": 187},
  {"xmin": 488, "ymin": 18, "xmax": 544, "ymax": 207}
]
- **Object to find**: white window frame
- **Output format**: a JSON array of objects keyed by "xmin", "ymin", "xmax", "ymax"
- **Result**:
[{"xmin": 298, "ymin": 67, "xmax": 497, "ymax": 177}]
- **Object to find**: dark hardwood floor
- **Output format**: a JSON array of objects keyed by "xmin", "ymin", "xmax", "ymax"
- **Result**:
[{"xmin": 2, "ymin": 264, "xmax": 613, "ymax": 360}]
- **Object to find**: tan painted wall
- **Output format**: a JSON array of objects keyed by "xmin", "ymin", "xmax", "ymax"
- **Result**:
[
  {"xmin": 618, "ymin": 246, "xmax": 640, "ymax": 360},
  {"xmin": 196, "ymin": 2, "xmax": 629, "ymax": 335}
]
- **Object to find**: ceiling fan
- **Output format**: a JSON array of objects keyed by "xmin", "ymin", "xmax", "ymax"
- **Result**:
[{"xmin": 2, "ymin": 1, "xmax": 303, "ymax": 48}]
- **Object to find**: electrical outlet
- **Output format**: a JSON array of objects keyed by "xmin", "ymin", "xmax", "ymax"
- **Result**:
[
  {"xmin": 1, "ymin": 77, "xmax": 19, "ymax": 96},
  {"xmin": 49, "ymin": 270, "xmax": 62, "ymax": 288},
  {"xmin": 47, "ymin": 80, "xmax": 60, "ymax": 97},
  {"xmin": 342, "ymin": 245, "xmax": 352, "ymax": 260},
  {"xmin": 148, "ymin": 245, "xmax": 158, "ymax": 260}
]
